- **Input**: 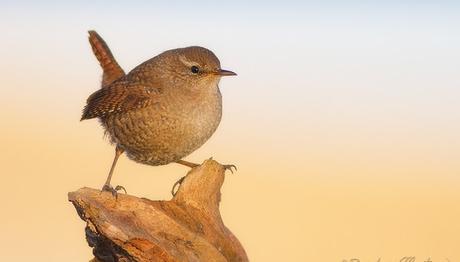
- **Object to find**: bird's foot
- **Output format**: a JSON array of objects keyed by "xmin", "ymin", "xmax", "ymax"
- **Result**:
[
  {"xmin": 223, "ymin": 164, "xmax": 237, "ymax": 174},
  {"xmin": 101, "ymin": 184, "xmax": 127, "ymax": 198},
  {"xmin": 171, "ymin": 176, "xmax": 186, "ymax": 196}
]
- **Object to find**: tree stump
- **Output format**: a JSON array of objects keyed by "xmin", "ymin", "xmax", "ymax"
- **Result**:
[{"xmin": 68, "ymin": 159, "xmax": 248, "ymax": 262}]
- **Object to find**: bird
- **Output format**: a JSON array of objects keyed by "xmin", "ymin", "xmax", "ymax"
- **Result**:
[{"xmin": 81, "ymin": 31, "xmax": 236, "ymax": 196}]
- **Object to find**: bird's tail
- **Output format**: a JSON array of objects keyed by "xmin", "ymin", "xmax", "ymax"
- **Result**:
[{"xmin": 88, "ymin": 30, "xmax": 126, "ymax": 88}]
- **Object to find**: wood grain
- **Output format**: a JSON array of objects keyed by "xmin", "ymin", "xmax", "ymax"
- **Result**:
[{"xmin": 69, "ymin": 159, "xmax": 248, "ymax": 262}]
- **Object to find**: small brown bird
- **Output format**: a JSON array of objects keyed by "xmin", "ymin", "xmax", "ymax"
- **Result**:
[{"xmin": 82, "ymin": 31, "xmax": 236, "ymax": 195}]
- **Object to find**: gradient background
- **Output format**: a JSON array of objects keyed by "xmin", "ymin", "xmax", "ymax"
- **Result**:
[{"xmin": 1, "ymin": 1, "xmax": 459, "ymax": 261}]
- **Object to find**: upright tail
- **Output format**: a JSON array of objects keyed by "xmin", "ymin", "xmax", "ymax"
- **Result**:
[{"xmin": 88, "ymin": 30, "xmax": 126, "ymax": 88}]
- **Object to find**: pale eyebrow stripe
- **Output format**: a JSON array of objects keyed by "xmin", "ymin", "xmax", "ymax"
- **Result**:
[{"xmin": 178, "ymin": 55, "xmax": 199, "ymax": 67}]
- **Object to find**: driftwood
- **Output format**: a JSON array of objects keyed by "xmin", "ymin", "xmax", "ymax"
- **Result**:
[{"xmin": 68, "ymin": 159, "xmax": 248, "ymax": 262}]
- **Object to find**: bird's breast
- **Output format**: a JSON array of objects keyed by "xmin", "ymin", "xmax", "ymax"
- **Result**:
[{"xmin": 104, "ymin": 88, "xmax": 222, "ymax": 165}]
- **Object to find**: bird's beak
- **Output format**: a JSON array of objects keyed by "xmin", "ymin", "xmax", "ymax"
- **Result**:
[{"xmin": 214, "ymin": 69, "xmax": 237, "ymax": 76}]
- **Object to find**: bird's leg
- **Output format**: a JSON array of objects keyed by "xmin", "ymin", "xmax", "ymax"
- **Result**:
[
  {"xmin": 101, "ymin": 146, "xmax": 127, "ymax": 197},
  {"xmin": 175, "ymin": 159, "xmax": 199, "ymax": 168},
  {"xmin": 176, "ymin": 159, "xmax": 237, "ymax": 172}
]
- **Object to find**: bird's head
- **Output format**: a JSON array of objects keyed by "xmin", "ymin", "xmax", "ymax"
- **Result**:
[{"xmin": 155, "ymin": 46, "xmax": 236, "ymax": 92}]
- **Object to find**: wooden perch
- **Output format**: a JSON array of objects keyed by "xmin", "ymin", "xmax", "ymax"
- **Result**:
[{"xmin": 68, "ymin": 159, "xmax": 248, "ymax": 262}]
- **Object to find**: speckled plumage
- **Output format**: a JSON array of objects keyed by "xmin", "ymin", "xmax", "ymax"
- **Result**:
[{"xmin": 82, "ymin": 45, "xmax": 229, "ymax": 166}]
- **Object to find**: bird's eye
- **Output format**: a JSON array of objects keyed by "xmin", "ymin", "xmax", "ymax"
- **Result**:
[{"xmin": 191, "ymin": 66, "xmax": 200, "ymax": 74}]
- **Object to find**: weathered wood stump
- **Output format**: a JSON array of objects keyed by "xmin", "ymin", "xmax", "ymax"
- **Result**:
[{"xmin": 69, "ymin": 159, "xmax": 248, "ymax": 262}]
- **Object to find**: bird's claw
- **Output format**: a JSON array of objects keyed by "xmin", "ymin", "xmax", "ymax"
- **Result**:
[
  {"xmin": 223, "ymin": 164, "xmax": 237, "ymax": 174},
  {"xmin": 102, "ymin": 184, "xmax": 127, "ymax": 198},
  {"xmin": 171, "ymin": 176, "xmax": 185, "ymax": 196},
  {"xmin": 114, "ymin": 185, "xmax": 127, "ymax": 194}
]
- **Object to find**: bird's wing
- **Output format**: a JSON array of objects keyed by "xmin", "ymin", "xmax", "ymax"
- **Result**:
[{"xmin": 81, "ymin": 81, "xmax": 161, "ymax": 120}]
